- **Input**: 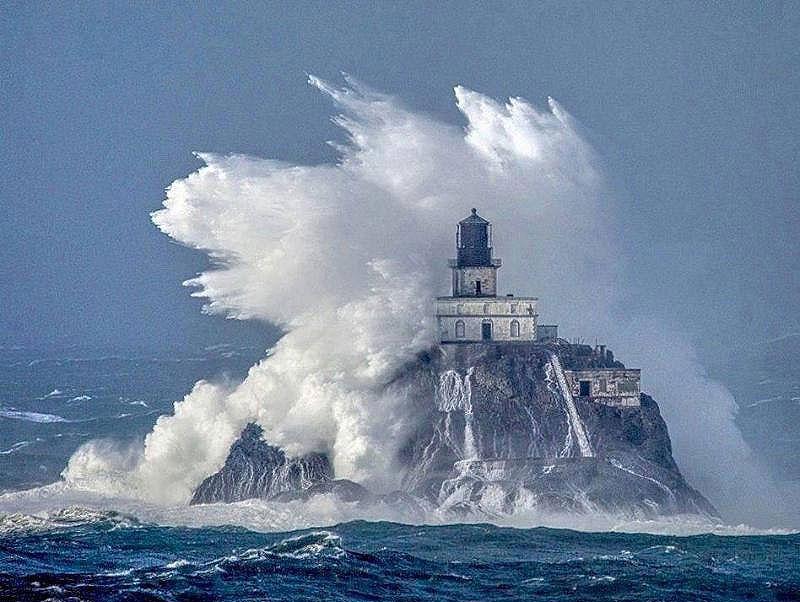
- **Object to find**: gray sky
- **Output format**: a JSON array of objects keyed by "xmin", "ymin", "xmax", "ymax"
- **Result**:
[{"xmin": 2, "ymin": 2, "xmax": 798, "ymax": 356}]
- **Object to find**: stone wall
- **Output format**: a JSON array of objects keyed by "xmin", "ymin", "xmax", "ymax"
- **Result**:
[
  {"xmin": 537, "ymin": 324, "xmax": 558, "ymax": 342},
  {"xmin": 453, "ymin": 266, "xmax": 497, "ymax": 296},
  {"xmin": 436, "ymin": 297, "xmax": 538, "ymax": 342},
  {"xmin": 564, "ymin": 368, "xmax": 641, "ymax": 407}
]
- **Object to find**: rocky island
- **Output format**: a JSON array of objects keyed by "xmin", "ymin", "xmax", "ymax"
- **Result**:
[
  {"xmin": 192, "ymin": 342, "xmax": 714, "ymax": 519},
  {"xmin": 192, "ymin": 210, "xmax": 715, "ymax": 520}
]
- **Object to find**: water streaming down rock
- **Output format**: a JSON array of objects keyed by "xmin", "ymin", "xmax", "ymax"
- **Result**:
[
  {"xmin": 544, "ymin": 359, "xmax": 575, "ymax": 458},
  {"xmin": 437, "ymin": 368, "xmax": 477, "ymax": 460},
  {"xmin": 191, "ymin": 343, "xmax": 716, "ymax": 519},
  {"xmin": 547, "ymin": 351, "xmax": 594, "ymax": 457}
]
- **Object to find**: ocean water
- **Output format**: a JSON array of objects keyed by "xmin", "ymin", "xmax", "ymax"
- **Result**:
[
  {"xmin": 1, "ymin": 515, "xmax": 798, "ymax": 601},
  {"xmin": 1, "ymin": 348, "xmax": 799, "ymax": 601},
  {"xmin": 0, "ymin": 346, "xmax": 261, "ymax": 491}
]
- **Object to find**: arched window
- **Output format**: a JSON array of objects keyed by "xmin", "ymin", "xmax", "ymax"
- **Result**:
[
  {"xmin": 510, "ymin": 320, "xmax": 520, "ymax": 338},
  {"xmin": 455, "ymin": 320, "xmax": 465, "ymax": 338}
]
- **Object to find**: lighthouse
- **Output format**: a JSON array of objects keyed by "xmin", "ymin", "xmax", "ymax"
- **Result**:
[
  {"xmin": 436, "ymin": 209, "xmax": 555, "ymax": 343},
  {"xmin": 450, "ymin": 208, "xmax": 501, "ymax": 297}
]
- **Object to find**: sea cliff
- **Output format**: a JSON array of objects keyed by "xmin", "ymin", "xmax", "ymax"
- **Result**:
[{"xmin": 192, "ymin": 342, "xmax": 715, "ymax": 518}]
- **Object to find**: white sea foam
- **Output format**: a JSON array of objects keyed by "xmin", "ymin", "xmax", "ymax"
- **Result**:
[
  {"xmin": 0, "ymin": 439, "xmax": 43, "ymax": 454},
  {"xmin": 0, "ymin": 409, "xmax": 70, "ymax": 423},
  {"xmin": 0, "ymin": 482, "xmax": 794, "ymax": 538}
]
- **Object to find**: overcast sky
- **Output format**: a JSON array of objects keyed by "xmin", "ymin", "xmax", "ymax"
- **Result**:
[{"xmin": 1, "ymin": 2, "xmax": 797, "ymax": 356}]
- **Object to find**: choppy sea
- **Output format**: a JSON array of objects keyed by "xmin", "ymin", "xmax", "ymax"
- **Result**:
[
  {"xmin": 1, "ymin": 347, "xmax": 798, "ymax": 601},
  {"xmin": 1, "ymin": 513, "xmax": 797, "ymax": 602}
]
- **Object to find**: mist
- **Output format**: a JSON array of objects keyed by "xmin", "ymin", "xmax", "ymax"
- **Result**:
[{"xmin": 62, "ymin": 75, "xmax": 784, "ymax": 525}]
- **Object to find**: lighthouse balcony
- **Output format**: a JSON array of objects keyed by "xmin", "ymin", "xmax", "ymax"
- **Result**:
[{"xmin": 448, "ymin": 258, "xmax": 502, "ymax": 268}]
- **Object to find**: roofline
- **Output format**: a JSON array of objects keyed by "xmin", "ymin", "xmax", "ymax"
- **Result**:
[
  {"xmin": 458, "ymin": 208, "xmax": 490, "ymax": 224},
  {"xmin": 565, "ymin": 368, "xmax": 642, "ymax": 374},
  {"xmin": 436, "ymin": 296, "xmax": 539, "ymax": 301},
  {"xmin": 436, "ymin": 314, "xmax": 539, "ymax": 319}
]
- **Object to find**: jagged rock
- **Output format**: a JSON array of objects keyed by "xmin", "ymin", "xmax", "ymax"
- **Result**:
[
  {"xmin": 435, "ymin": 455, "xmax": 714, "ymax": 517},
  {"xmin": 401, "ymin": 343, "xmax": 715, "ymax": 517},
  {"xmin": 190, "ymin": 424, "xmax": 332, "ymax": 504},
  {"xmin": 191, "ymin": 343, "xmax": 716, "ymax": 519}
]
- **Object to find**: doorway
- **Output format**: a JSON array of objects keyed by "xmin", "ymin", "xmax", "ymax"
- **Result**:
[{"xmin": 481, "ymin": 322, "xmax": 492, "ymax": 341}]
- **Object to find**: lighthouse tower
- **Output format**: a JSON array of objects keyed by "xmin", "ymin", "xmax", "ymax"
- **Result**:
[
  {"xmin": 436, "ymin": 209, "xmax": 550, "ymax": 343},
  {"xmin": 450, "ymin": 208, "xmax": 502, "ymax": 297}
]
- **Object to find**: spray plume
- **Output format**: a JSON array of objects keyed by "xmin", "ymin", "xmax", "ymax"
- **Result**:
[{"xmin": 62, "ymin": 75, "xmax": 774, "ymax": 523}]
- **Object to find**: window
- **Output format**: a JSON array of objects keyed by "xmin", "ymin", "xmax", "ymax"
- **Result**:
[
  {"xmin": 510, "ymin": 304, "xmax": 517, "ymax": 314},
  {"xmin": 455, "ymin": 320, "xmax": 465, "ymax": 338},
  {"xmin": 456, "ymin": 304, "xmax": 464, "ymax": 315},
  {"xmin": 510, "ymin": 320, "xmax": 520, "ymax": 338},
  {"xmin": 483, "ymin": 303, "xmax": 491, "ymax": 314},
  {"xmin": 598, "ymin": 378, "xmax": 607, "ymax": 393}
]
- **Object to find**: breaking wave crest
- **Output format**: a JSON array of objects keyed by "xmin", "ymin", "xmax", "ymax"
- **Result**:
[
  {"xmin": 0, "ymin": 408, "xmax": 71, "ymax": 423},
  {"xmin": 61, "ymin": 75, "xmax": 610, "ymax": 507},
  {"xmin": 47, "ymin": 74, "xmax": 786, "ymax": 526}
]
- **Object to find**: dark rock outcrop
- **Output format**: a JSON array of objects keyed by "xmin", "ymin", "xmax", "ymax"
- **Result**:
[
  {"xmin": 191, "ymin": 342, "xmax": 716, "ymax": 519},
  {"xmin": 190, "ymin": 424, "xmax": 331, "ymax": 504}
]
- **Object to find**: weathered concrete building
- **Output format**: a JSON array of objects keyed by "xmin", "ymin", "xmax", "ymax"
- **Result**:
[
  {"xmin": 564, "ymin": 369, "xmax": 642, "ymax": 407},
  {"xmin": 436, "ymin": 209, "xmax": 554, "ymax": 343},
  {"xmin": 435, "ymin": 210, "xmax": 640, "ymax": 408},
  {"xmin": 536, "ymin": 324, "xmax": 559, "ymax": 343},
  {"xmin": 436, "ymin": 296, "xmax": 539, "ymax": 342}
]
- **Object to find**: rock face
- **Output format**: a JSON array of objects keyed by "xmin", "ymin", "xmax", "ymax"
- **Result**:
[
  {"xmin": 191, "ymin": 424, "xmax": 332, "ymax": 504},
  {"xmin": 191, "ymin": 343, "xmax": 716, "ymax": 519}
]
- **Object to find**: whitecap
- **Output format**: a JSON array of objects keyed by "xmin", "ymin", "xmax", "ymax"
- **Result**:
[
  {"xmin": 0, "ymin": 441, "xmax": 31, "ymax": 455},
  {"xmin": 0, "ymin": 408, "xmax": 69, "ymax": 423},
  {"xmin": 0, "ymin": 439, "xmax": 43, "ymax": 454},
  {"xmin": 589, "ymin": 575, "xmax": 617, "ymax": 583},
  {"xmin": 68, "ymin": 395, "xmax": 93, "ymax": 403},
  {"xmin": 268, "ymin": 530, "xmax": 346, "ymax": 559}
]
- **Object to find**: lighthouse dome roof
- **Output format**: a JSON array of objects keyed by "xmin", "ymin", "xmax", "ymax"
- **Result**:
[{"xmin": 459, "ymin": 208, "xmax": 489, "ymax": 224}]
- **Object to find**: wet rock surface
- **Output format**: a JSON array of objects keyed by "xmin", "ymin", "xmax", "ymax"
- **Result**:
[
  {"xmin": 192, "ymin": 343, "xmax": 715, "ymax": 518},
  {"xmin": 190, "ymin": 423, "xmax": 332, "ymax": 505}
]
